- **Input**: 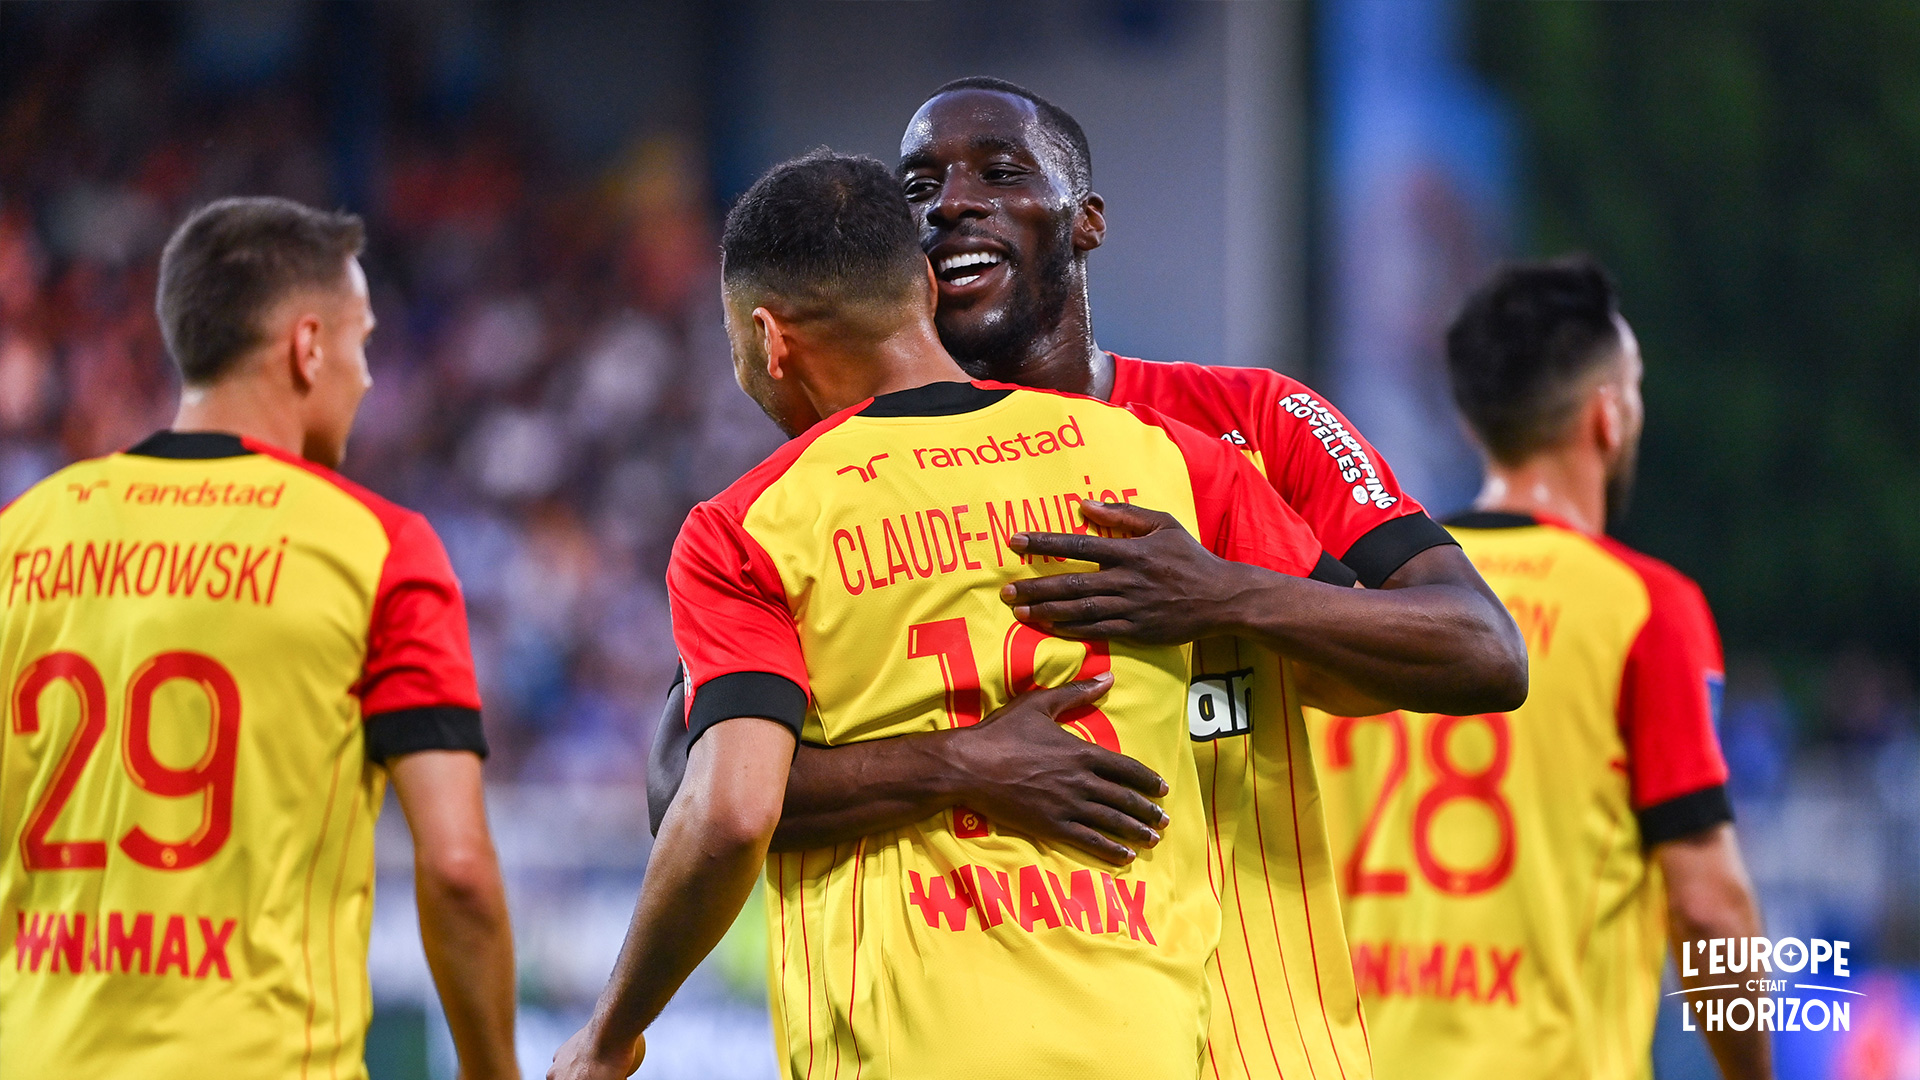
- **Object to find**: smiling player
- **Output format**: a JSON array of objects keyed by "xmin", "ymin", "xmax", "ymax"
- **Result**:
[{"xmin": 649, "ymin": 79, "xmax": 1528, "ymax": 1080}]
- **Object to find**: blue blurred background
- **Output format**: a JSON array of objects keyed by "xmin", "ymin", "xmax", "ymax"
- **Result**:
[{"xmin": 1, "ymin": 2, "xmax": 1915, "ymax": 1077}]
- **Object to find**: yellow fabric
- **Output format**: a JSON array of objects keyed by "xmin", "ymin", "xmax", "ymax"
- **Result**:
[
  {"xmin": 1307, "ymin": 523, "xmax": 1664, "ymax": 1080},
  {"xmin": 751, "ymin": 394, "xmax": 1221, "ymax": 1080},
  {"xmin": 0, "ymin": 452, "xmax": 393, "ymax": 1080},
  {"xmin": 1193, "ymin": 634, "xmax": 1372, "ymax": 1080}
]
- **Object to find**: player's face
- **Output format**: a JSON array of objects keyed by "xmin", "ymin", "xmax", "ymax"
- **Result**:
[
  {"xmin": 1604, "ymin": 316, "xmax": 1646, "ymax": 527},
  {"xmin": 723, "ymin": 294, "xmax": 820, "ymax": 438},
  {"xmin": 900, "ymin": 90, "xmax": 1083, "ymax": 378},
  {"xmin": 303, "ymin": 257, "xmax": 374, "ymax": 469}
]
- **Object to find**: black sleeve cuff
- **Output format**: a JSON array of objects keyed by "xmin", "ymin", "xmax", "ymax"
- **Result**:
[
  {"xmin": 1341, "ymin": 512, "xmax": 1458, "ymax": 589},
  {"xmin": 365, "ymin": 706, "xmax": 488, "ymax": 763},
  {"xmin": 1310, "ymin": 551, "xmax": 1360, "ymax": 588},
  {"xmin": 1638, "ymin": 784, "xmax": 1734, "ymax": 847},
  {"xmin": 686, "ymin": 671, "xmax": 808, "ymax": 748},
  {"xmin": 647, "ymin": 670, "xmax": 691, "ymax": 838}
]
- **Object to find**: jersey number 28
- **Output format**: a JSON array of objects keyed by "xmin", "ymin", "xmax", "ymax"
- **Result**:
[{"xmin": 1326, "ymin": 711, "xmax": 1516, "ymax": 896}]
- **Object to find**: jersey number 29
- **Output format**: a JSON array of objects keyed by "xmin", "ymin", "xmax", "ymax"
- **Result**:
[{"xmin": 11, "ymin": 650, "xmax": 239, "ymax": 872}]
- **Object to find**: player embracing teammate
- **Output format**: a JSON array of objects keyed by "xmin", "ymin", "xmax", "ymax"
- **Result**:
[{"xmin": 635, "ymin": 79, "xmax": 1529, "ymax": 1080}]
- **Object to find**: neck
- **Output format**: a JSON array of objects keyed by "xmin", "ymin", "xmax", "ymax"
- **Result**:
[
  {"xmin": 803, "ymin": 316, "xmax": 971, "ymax": 417},
  {"xmin": 1474, "ymin": 446, "xmax": 1608, "ymax": 535},
  {"xmin": 1002, "ymin": 269, "xmax": 1114, "ymax": 400},
  {"xmin": 171, "ymin": 368, "xmax": 305, "ymax": 459}
]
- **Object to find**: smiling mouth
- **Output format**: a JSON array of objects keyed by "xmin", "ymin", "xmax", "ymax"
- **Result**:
[{"xmin": 935, "ymin": 251, "xmax": 1006, "ymax": 287}]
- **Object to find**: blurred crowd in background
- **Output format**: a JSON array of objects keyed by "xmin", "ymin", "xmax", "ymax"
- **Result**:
[
  {"xmin": 3, "ymin": 3, "xmax": 1917, "ymax": 1078},
  {"xmin": 0, "ymin": 4, "xmax": 783, "ymax": 791}
]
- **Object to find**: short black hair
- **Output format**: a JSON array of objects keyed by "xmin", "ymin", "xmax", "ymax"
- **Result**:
[
  {"xmin": 721, "ymin": 150, "xmax": 927, "ymax": 314},
  {"xmin": 930, "ymin": 76, "xmax": 1092, "ymax": 197},
  {"xmin": 1445, "ymin": 255, "xmax": 1627, "ymax": 465},
  {"xmin": 156, "ymin": 197, "xmax": 365, "ymax": 386}
]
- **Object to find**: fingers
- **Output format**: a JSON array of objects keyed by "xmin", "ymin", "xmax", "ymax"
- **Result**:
[
  {"xmin": 1026, "ymin": 672, "xmax": 1113, "ymax": 716},
  {"xmin": 1009, "ymin": 529, "xmax": 1126, "ymax": 564},
  {"xmin": 1086, "ymin": 779, "xmax": 1172, "ymax": 830},
  {"xmin": 1000, "ymin": 570, "xmax": 1123, "ymax": 605},
  {"xmin": 1074, "ymin": 802, "xmax": 1164, "ymax": 850},
  {"xmin": 1086, "ymin": 748, "xmax": 1171, "ymax": 797},
  {"xmin": 1007, "ymin": 596, "xmax": 1133, "ymax": 627},
  {"xmin": 1054, "ymin": 822, "xmax": 1140, "ymax": 867},
  {"xmin": 1076, "ymin": 500, "xmax": 1173, "ymax": 535}
]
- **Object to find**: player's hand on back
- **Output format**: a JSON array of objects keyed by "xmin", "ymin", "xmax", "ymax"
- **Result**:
[
  {"xmin": 952, "ymin": 673, "xmax": 1171, "ymax": 865},
  {"xmin": 1003, "ymin": 501, "xmax": 1243, "ymax": 645},
  {"xmin": 547, "ymin": 1026, "xmax": 643, "ymax": 1080}
]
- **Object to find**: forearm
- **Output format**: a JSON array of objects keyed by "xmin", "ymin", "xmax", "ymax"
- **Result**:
[
  {"xmin": 586, "ymin": 806, "xmax": 771, "ymax": 1055},
  {"xmin": 417, "ymin": 858, "xmax": 519, "ymax": 1080},
  {"xmin": 1227, "ymin": 562, "xmax": 1526, "ymax": 715},
  {"xmin": 773, "ymin": 734, "xmax": 961, "ymax": 852},
  {"xmin": 1661, "ymin": 827, "xmax": 1773, "ymax": 1080}
]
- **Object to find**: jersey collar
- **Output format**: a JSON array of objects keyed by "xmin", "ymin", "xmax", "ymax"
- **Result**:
[
  {"xmin": 859, "ymin": 380, "xmax": 1011, "ymax": 418},
  {"xmin": 125, "ymin": 431, "xmax": 256, "ymax": 460}
]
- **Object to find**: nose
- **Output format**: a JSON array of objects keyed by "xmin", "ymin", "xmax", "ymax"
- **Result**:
[{"xmin": 926, "ymin": 170, "xmax": 991, "ymax": 229}]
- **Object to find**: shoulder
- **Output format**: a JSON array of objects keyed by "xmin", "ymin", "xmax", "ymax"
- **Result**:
[
  {"xmin": 1593, "ymin": 535, "xmax": 1720, "ymax": 657},
  {"xmin": 1113, "ymin": 354, "xmax": 1297, "ymax": 407},
  {"xmin": 240, "ymin": 440, "xmax": 445, "ymax": 569},
  {"xmin": 699, "ymin": 400, "xmax": 872, "ymax": 522},
  {"xmin": 0, "ymin": 457, "xmax": 115, "ymax": 520},
  {"xmin": 1594, "ymin": 535, "xmax": 1713, "ymax": 620}
]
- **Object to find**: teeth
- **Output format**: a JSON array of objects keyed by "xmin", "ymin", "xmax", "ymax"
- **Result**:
[
  {"xmin": 938, "ymin": 251, "xmax": 1004, "ymax": 275},
  {"xmin": 951, "ymin": 274, "xmax": 981, "ymax": 286}
]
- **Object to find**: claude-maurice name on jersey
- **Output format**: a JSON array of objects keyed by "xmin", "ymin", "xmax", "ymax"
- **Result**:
[{"xmin": 8, "ymin": 537, "xmax": 290, "ymax": 608}]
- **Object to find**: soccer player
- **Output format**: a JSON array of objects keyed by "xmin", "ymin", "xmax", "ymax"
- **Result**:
[
  {"xmin": 1307, "ymin": 257, "xmax": 1770, "ymax": 1079},
  {"xmin": 553, "ymin": 151, "xmax": 1347, "ymax": 1080},
  {"xmin": 0, "ymin": 198, "xmax": 518, "ymax": 1079},
  {"xmin": 652, "ymin": 78, "xmax": 1527, "ymax": 1080}
]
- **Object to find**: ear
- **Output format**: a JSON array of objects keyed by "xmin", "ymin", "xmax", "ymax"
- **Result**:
[
  {"xmin": 291, "ymin": 313, "xmax": 324, "ymax": 393},
  {"xmin": 1073, "ymin": 192, "xmax": 1106, "ymax": 254},
  {"xmin": 1593, "ymin": 382, "xmax": 1625, "ymax": 456},
  {"xmin": 923, "ymin": 259, "xmax": 940, "ymax": 316},
  {"xmin": 752, "ymin": 307, "xmax": 790, "ymax": 381}
]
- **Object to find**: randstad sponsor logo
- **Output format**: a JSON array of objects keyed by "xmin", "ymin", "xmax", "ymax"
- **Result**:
[
  {"xmin": 911, "ymin": 416, "xmax": 1085, "ymax": 470},
  {"xmin": 125, "ymin": 480, "xmax": 285, "ymax": 508},
  {"xmin": 1671, "ymin": 936, "xmax": 1860, "ymax": 1034}
]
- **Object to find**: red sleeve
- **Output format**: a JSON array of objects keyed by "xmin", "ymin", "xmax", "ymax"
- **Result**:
[
  {"xmin": 1253, "ymin": 379, "xmax": 1453, "ymax": 588},
  {"xmin": 1128, "ymin": 405, "xmax": 1330, "ymax": 580},
  {"xmin": 666, "ymin": 501, "xmax": 810, "ymax": 744},
  {"xmin": 360, "ymin": 512, "xmax": 481, "ymax": 714},
  {"xmin": 1614, "ymin": 548, "xmax": 1733, "ymax": 844},
  {"xmin": 358, "ymin": 511, "xmax": 488, "ymax": 761}
]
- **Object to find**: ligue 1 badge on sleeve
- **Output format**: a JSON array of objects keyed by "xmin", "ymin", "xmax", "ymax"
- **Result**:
[{"xmin": 1672, "ymin": 937, "xmax": 1860, "ymax": 1034}]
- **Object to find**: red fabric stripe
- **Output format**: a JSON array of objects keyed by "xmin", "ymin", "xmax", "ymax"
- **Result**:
[
  {"xmin": 1276, "ymin": 676, "xmax": 1348, "ymax": 1080},
  {"xmin": 1246, "ymin": 714, "xmax": 1315, "ymax": 1080},
  {"xmin": 848, "ymin": 838, "xmax": 865, "ymax": 1080},
  {"xmin": 799, "ymin": 849, "xmax": 816, "ymax": 1080}
]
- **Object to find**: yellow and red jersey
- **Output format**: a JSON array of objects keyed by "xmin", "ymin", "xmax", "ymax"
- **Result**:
[
  {"xmin": 666, "ymin": 379, "xmax": 1332, "ymax": 1080},
  {"xmin": 1113, "ymin": 355, "xmax": 1453, "ymax": 1080},
  {"xmin": 1308, "ymin": 512, "xmax": 1733, "ymax": 1080},
  {"xmin": 0, "ymin": 431, "xmax": 485, "ymax": 1080}
]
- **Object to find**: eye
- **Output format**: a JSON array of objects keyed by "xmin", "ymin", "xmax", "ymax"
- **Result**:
[
  {"xmin": 903, "ymin": 176, "xmax": 938, "ymax": 201},
  {"xmin": 984, "ymin": 163, "xmax": 1026, "ymax": 183}
]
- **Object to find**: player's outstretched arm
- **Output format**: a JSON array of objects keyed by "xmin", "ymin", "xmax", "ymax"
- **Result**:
[
  {"xmin": 1002, "ymin": 501, "xmax": 1528, "ymax": 716},
  {"xmin": 1656, "ymin": 824, "xmax": 1775, "ymax": 1080},
  {"xmin": 389, "ymin": 750, "xmax": 521, "ymax": 1080},
  {"xmin": 552, "ymin": 717, "xmax": 796, "ymax": 1080},
  {"xmin": 770, "ymin": 675, "xmax": 1169, "ymax": 864}
]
